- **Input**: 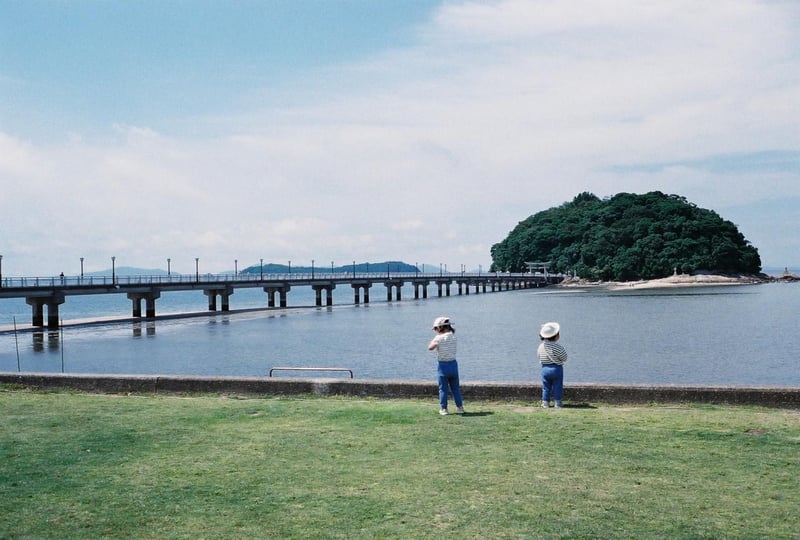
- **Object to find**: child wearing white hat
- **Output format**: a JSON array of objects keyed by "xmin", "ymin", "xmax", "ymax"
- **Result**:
[
  {"xmin": 537, "ymin": 321, "xmax": 568, "ymax": 408},
  {"xmin": 427, "ymin": 316, "xmax": 465, "ymax": 415}
]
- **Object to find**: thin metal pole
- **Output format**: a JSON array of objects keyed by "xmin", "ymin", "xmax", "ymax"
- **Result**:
[
  {"xmin": 60, "ymin": 320, "xmax": 65, "ymax": 373},
  {"xmin": 13, "ymin": 316, "xmax": 20, "ymax": 371}
]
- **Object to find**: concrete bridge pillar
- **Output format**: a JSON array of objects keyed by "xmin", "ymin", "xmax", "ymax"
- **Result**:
[
  {"xmin": 436, "ymin": 280, "xmax": 451, "ymax": 297},
  {"xmin": 127, "ymin": 291, "xmax": 161, "ymax": 318},
  {"xmin": 146, "ymin": 294, "xmax": 158, "ymax": 317},
  {"xmin": 351, "ymin": 283, "xmax": 372, "ymax": 305},
  {"xmin": 312, "ymin": 284, "xmax": 335, "ymax": 307},
  {"xmin": 204, "ymin": 287, "xmax": 234, "ymax": 312},
  {"xmin": 411, "ymin": 280, "xmax": 429, "ymax": 299},
  {"xmin": 27, "ymin": 299, "xmax": 44, "ymax": 327},
  {"xmin": 26, "ymin": 293, "xmax": 65, "ymax": 328},
  {"xmin": 47, "ymin": 297, "xmax": 63, "ymax": 328},
  {"xmin": 383, "ymin": 280, "xmax": 404, "ymax": 302},
  {"xmin": 264, "ymin": 284, "xmax": 291, "ymax": 308}
]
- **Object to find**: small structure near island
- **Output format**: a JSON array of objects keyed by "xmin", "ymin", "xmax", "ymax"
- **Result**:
[
  {"xmin": 524, "ymin": 261, "xmax": 550, "ymax": 277},
  {"xmin": 779, "ymin": 267, "xmax": 799, "ymax": 281}
]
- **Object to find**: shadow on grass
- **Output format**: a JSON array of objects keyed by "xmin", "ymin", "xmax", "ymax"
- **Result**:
[
  {"xmin": 460, "ymin": 411, "xmax": 495, "ymax": 417},
  {"xmin": 562, "ymin": 403, "xmax": 597, "ymax": 409}
]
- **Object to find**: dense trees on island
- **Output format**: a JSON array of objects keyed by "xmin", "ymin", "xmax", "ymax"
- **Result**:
[{"xmin": 490, "ymin": 191, "xmax": 761, "ymax": 281}]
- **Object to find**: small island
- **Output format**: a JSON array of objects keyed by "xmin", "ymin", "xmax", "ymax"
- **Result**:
[{"xmin": 490, "ymin": 191, "xmax": 764, "ymax": 285}]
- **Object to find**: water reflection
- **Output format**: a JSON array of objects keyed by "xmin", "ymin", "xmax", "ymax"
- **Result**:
[
  {"xmin": 32, "ymin": 330, "xmax": 60, "ymax": 352},
  {"xmin": 132, "ymin": 321, "xmax": 156, "ymax": 338}
]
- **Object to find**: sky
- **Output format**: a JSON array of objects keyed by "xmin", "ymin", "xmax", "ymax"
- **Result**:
[{"xmin": 1, "ymin": 0, "xmax": 798, "ymax": 277}]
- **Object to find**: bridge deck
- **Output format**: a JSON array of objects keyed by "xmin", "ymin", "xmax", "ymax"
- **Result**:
[{"xmin": 0, "ymin": 272, "xmax": 562, "ymax": 328}]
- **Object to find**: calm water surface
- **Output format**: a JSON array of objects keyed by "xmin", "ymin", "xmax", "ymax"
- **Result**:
[{"xmin": 1, "ymin": 283, "xmax": 798, "ymax": 386}]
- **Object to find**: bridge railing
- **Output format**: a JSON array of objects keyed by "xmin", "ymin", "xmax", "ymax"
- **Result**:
[{"xmin": 0, "ymin": 271, "xmax": 549, "ymax": 290}]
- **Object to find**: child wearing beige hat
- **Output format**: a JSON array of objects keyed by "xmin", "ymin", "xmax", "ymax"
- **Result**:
[
  {"xmin": 428, "ymin": 316, "xmax": 465, "ymax": 415},
  {"xmin": 537, "ymin": 321, "xmax": 568, "ymax": 408}
]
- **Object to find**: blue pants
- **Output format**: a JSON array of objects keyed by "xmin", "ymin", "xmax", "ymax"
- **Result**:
[
  {"xmin": 437, "ymin": 360, "xmax": 463, "ymax": 410},
  {"xmin": 541, "ymin": 364, "xmax": 564, "ymax": 404}
]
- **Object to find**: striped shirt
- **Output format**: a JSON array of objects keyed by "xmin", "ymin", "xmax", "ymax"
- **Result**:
[
  {"xmin": 432, "ymin": 331, "xmax": 457, "ymax": 361},
  {"xmin": 537, "ymin": 340, "xmax": 567, "ymax": 365}
]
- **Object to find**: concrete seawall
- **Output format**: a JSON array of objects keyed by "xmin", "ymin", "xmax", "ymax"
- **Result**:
[{"xmin": 1, "ymin": 373, "xmax": 798, "ymax": 408}]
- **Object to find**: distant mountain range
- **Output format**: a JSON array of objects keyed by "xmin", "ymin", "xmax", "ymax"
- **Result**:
[
  {"xmin": 240, "ymin": 261, "xmax": 420, "ymax": 274},
  {"xmin": 80, "ymin": 261, "xmax": 428, "ymax": 277}
]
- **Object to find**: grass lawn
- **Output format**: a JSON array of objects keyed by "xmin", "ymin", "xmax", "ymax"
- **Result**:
[{"xmin": 1, "ymin": 387, "xmax": 798, "ymax": 539}]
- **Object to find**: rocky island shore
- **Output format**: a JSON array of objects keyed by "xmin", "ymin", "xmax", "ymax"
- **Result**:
[{"xmin": 557, "ymin": 271, "xmax": 783, "ymax": 291}]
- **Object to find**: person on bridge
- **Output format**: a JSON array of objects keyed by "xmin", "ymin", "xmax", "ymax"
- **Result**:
[
  {"xmin": 537, "ymin": 321, "xmax": 568, "ymax": 409},
  {"xmin": 427, "ymin": 316, "xmax": 465, "ymax": 416}
]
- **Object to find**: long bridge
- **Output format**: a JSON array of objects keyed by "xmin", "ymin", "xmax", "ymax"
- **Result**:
[{"xmin": 0, "ymin": 271, "xmax": 562, "ymax": 328}]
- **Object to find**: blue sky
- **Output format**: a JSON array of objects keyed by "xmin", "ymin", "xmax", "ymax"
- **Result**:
[
  {"xmin": 2, "ymin": 1, "xmax": 435, "ymax": 139},
  {"xmin": 1, "ymin": 0, "xmax": 799, "ymax": 276}
]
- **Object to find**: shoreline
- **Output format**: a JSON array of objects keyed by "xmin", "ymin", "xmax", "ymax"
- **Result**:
[{"xmin": 557, "ymin": 272, "xmax": 773, "ymax": 291}]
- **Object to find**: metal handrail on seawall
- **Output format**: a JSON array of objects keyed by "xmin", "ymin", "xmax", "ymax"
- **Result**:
[{"xmin": 269, "ymin": 366, "xmax": 354, "ymax": 378}]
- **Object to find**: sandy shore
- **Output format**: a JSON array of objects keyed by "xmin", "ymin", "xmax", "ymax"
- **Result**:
[{"xmin": 558, "ymin": 273, "xmax": 768, "ymax": 291}]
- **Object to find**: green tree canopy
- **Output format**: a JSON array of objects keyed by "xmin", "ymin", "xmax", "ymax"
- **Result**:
[{"xmin": 490, "ymin": 191, "xmax": 761, "ymax": 280}]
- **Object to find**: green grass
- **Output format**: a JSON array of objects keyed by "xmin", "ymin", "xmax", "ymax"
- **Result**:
[{"xmin": 1, "ymin": 388, "xmax": 798, "ymax": 539}]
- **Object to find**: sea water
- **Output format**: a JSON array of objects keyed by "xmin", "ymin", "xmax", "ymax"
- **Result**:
[{"xmin": 1, "ymin": 283, "xmax": 798, "ymax": 386}]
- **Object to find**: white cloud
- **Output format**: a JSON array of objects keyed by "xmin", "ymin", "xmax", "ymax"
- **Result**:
[{"xmin": 1, "ymin": 0, "xmax": 798, "ymax": 276}]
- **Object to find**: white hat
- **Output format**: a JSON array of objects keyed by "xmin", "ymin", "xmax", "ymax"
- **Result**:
[
  {"xmin": 432, "ymin": 316, "xmax": 452, "ymax": 329},
  {"xmin": 539, "ymin": 322, "xmax": 560, "ymax": 339}
]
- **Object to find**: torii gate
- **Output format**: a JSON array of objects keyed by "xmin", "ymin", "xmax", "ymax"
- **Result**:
[{"xmin": 524, "ymin": 261, "xmax": 550, "ymax": 278}]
